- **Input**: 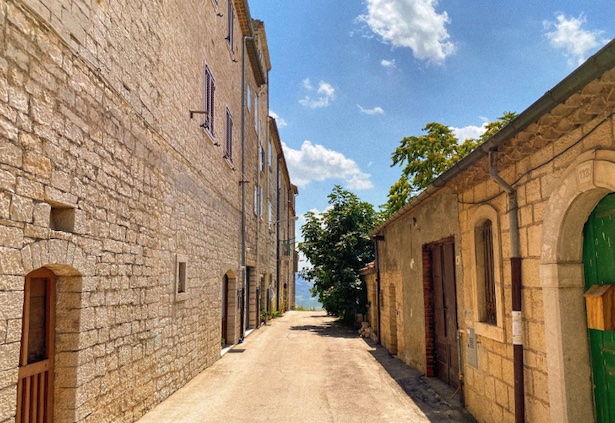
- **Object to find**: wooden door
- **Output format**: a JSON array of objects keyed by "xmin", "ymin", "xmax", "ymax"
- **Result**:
[
  {"xmin": 222, "ymin": 276, "xmax": 229, "ymax": 344},
  {"xmin": 583, "ymin": 193, "xmax": 615, "ymax": 422},
  {"xmin": 431, "ymin": 240, "xmax": 459, "ymax": 388},
  {"xmin": 17, "ymin": 268, "xmax": 56, "ymax": 423}
]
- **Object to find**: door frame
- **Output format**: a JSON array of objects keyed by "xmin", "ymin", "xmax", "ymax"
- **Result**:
[
  {"xmin": 17, "ymin": 267, "xmax": 56, "ymax": 423},
  {"xmin": 425, "ymin": 238, "xmax": 459, "ymax": 388}
]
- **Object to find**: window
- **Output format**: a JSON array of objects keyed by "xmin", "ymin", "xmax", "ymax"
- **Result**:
[
  {"xmin": 268, "ymin": 139, "xmax": 273, "ymax": 169},
  {"xmin": 175, "ymin": 255, "xmax": 189, "ymax": 301},
  {"xmin": 258, "ymin": 141, "xmax": 266, "ymax": 172},
  {"xmin": 254, "ymin": 185, "xmax": 259, "ymax": 215},
  {"xmin": 204, "ymin": 65, "xmax": 215, "ymax": 136},
  {"xmin": 247, "ymin": 85, "xmax": 252, "ymax": 113},
  {"xmin": 479, "ymin": 220, "xmax": 496, "ymax": 324},
  {"xmin": 254, "ymin": 94, "xmax": 258, "ymax": 128},
  {"xmin": 471, "ymin": 205, "xmax": 504, "ymax": 341},
  {"xmin": 225, "ymin": 108, "xmax": 233, "ymax": 161},
  {"xmin": 268, "ymin": 201, "xmax": 274, "ymax": 230},
  {"xmin": 227, "ymin": 0, "xmax": 234, "ymax": 54}
]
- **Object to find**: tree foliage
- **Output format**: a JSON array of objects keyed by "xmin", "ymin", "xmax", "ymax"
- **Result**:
[
  {"xmin": 383, "ymin": 112, "xmax": 517, "ymax": 217},
  {"xmin": 299, "ymin": 186, "xmax": 377, "ymax": 323}
]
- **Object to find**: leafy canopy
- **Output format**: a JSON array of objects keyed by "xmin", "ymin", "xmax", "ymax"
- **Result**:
[
  {"xmin": 383, "ymin": 112, "xmax": 517, "ymax": 217},
  {"xmin": 299, "ymin": 186, "xmax": 377, "ymax": 323}
]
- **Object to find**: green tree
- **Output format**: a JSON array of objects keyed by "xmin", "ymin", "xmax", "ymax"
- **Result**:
[
  {"xmin": 299, "ymin": 186, "xmax": 377, "ymax": 324},
  {"xmin": 383, "ymin": 112, "xmax": 517, "ymax": 217}
]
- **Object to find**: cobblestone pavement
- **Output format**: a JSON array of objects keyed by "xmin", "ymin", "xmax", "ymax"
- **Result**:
[{"xmin": 138, "ymin": 311, "xmax": 477, "ymax": 423}]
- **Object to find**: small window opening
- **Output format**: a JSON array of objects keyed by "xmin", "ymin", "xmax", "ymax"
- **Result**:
[
  {"xmin": 175, "ymin": 255, "xmax": 188, "ymax": 301},
  {"xmin": 49, "ymin": 204, "xmax": 75, "ymax": 233}
]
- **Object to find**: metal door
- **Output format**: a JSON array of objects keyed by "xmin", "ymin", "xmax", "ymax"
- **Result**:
[
  {"xmin": 584, "ymin": 193, "xmax": 615, "ymax": 422},
  {"xmin": 17, "ymin": 268, "xmax": 55, "ymax": 423},
  {"xmin": 431, "ymin": 240, "xmax": 459, "ymax": 388}
]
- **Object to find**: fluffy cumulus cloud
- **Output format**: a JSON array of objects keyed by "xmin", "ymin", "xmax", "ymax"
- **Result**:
[
  {"xmin": 450, "ymin": 121, "xmax": 488, "ymax": 142},
  {"xmin": 299, "ymin": 78, "xmax": 336, "ymax": 109},
  {"xmin": 358, "ymin": 105, "xmax": 385, "ymax": 115},
  {"xmin": 282, "ymin": 141, "xmax": 373, "ymax": 190},
  {"xmin": 269, "ymin": 110, "xmax": 287, "ymax": 127},
  {"xmin": 544, "ymin": 13, "xmax": 607, "ymax": 66},
  {"xmin": 359, "ymin": 0, "xmax": 455, "ymax": 64}
]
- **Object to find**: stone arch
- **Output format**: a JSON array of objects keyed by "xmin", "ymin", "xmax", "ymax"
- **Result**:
[
  {"xmin": 20, "ymin": 239, "xmax": 91, "ymax": 422},
  {"xmin": 540, "ymin": 152, "xmax": 615, "ymax": 423}
]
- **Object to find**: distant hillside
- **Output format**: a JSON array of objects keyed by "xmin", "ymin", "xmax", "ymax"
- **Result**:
[{"xmin": 294, "ymin": 274, "xmax": 322, "ymax": 310}]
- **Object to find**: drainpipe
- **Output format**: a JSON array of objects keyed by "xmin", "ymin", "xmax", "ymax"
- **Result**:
[
  {"xmin": 276, "ymin": 153, "xmax": 282, "ymax": 311},
  {"xmin": 489, "ymin": 150, "xmax": 524, "ymax": 423},
  {"xmin": 240, "ymin": 35, "xmax": 253, "ymax": 338},
  {"xmin": 373, "ymin": 235, "xmax": 384, "ymax": 343}
]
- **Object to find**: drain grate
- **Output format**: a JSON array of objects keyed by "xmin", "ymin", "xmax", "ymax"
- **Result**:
[{"xmin": 228, "ymin": 348, "xmax": 246, "ymax": 353}]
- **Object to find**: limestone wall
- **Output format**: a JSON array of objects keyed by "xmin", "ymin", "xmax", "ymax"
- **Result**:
[
  {"xmin": 0, "ymin": 0, "xmax": 273, "ymax": 421},
  {"xmin": 458, "ymin": 114, "xmax": 615, "ymax": 422}
]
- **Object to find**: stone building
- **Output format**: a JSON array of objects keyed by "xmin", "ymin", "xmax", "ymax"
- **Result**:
[
  {"xmin": 368, "ymin": 40, "xmax": 615, "ymax": 422},
  {"xmin": 0, "ymin": 0, "xmax": 295, "ymax": 422}
]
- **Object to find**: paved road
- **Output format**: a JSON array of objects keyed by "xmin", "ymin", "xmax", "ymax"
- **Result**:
[{"xmin": 137, "ymin": 311, "xmax": 476, "ymax": 423}]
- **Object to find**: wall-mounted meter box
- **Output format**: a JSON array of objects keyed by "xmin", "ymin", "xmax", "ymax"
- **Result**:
[{"xmin": 584, "ymin": 284, "xmax": 615, "ymax": 331}]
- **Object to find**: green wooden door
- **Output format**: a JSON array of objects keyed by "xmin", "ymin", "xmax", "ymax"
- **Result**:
[{"xmin": 584, "ymin": 193, "xmax": 615, "ymax": 423}]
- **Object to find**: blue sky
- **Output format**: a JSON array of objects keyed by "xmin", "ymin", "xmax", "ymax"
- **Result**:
[{"xmin": 249, "ymin": 1, "xmax": 613, "ymax": 238}]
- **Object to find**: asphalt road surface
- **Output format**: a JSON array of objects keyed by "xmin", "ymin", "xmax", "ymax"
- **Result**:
[{"xmin": 137, "ymin": 311, "xmax": 476, "ymax": 423}]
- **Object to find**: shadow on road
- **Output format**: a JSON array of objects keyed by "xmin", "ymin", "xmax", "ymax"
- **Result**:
[
  {"xmin": 361, "ymin": 337, "xmax": 477, "ymax": 423},
  {"xmin": 289, "ymin": 319, "xmax": 357, "ymax": 339}
]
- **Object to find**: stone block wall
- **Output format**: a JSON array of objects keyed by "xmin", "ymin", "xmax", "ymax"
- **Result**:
[
  {"xmin": 0, "ymin": 0, "xmax": 280, "ymax": 421},
  {"xmin": 458, "ymin": 113, "xmax": 615, "ymax": 422}
]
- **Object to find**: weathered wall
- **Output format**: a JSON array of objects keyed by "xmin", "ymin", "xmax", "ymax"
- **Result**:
[
  {"xmin": 377, "ymin": 188, "xmax": 464, "ymax": 372},
  {"xmin": 458, "ymin": 115, "xmax": 615, "ymax": 423},
  {"xmin": 0, "ymin": 0, "xmax": 267, "ymax": 421}
]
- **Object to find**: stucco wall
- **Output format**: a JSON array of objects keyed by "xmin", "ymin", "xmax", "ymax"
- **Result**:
[{"xmin": 378, "ymin": 188, "xmax": 464, "ymax": 372}]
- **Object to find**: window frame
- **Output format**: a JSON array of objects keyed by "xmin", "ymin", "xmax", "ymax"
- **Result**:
[
  {"xmin": 175, "ymin": 254, "xmax": 189, "ymax": 301},
  {"xmin": 470, "ymin": 205, "xmax": 504, "ymax": 341},
  {"xmin": 227, "ymin": 0, "xmax": 235, "ymax": 55},
  {"xmin": 225, "ymin": 107, "xmax": 233, "ymax": 162},
  {"xmin": 204, "ymin": 65, "xmax": 216, "ymax": 138}
]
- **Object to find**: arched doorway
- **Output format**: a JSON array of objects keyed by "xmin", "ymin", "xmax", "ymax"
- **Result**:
[
  {"xmin": 583, "ymin": 192, "xmax": 615, "ymax": 422},
  {"xmin": 17, "ymin": 268, "xmax": 56, "ymax": 423},
  {"xmin": 541, "ymin": 155, "xmax": 615, "ymax": 422}
]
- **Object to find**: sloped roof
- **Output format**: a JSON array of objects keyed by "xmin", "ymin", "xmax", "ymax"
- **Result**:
[{"xmin": 374, "ymin": 39, "xmax": 615, "ymax": 234}]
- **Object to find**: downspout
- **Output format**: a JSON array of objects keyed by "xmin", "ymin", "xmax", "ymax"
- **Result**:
[
  {"xmin": 276, "ymin": 153, "xmax": 282, "ymax": 311},
  {"xmin": 489, "ymin": 151, "xmax": 524, "ymax": 423},
  {"xmin": 240, "ymin": 35, "xmax": 253, "ymax": 338}
]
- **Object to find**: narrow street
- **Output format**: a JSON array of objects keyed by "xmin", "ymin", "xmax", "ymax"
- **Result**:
[{"xmin": 137, "ymin": 311, "xmax": 476, "ymax": 423}]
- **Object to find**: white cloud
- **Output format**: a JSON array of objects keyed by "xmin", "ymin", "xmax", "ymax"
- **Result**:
[
  {"xmin": 544, "ymin": 13, "xmax": 607, "ymax": 66},
  {"xmin": 269, "ymin": 110, "xmax": 287, "ymax": 127},
  {"xmin": 381, "ymin": 59, "xmax": 397, "ymax": 69},
  {"xmin": 359, "ymin": 0, "xmax": 455, "ymax": 64},
  {"xmin": 299, "ymin": 79, "xmax": 336, "ymax": 109},
  {"xmin": 450, "ymin": 121, "xmax": 488, "ymax": 142},
  {"xmin": 282, "ymin": 140, "xmax": 373, "ymax": 190},
  {"xmin": 358, "ymin": 105, "xmax": 385, "ymax": 115}
]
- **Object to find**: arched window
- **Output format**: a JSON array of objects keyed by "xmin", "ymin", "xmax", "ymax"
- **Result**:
[
  {"xmin": 477, "ymin": 220, "xmax": 496, "ymax": 324},
  {"xmin": 470, "ymin": 205, "xmax": 504, "ymax": 341}
]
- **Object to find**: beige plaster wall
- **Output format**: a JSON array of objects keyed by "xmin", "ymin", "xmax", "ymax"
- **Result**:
[{"xmin": 378, "ymin": 188, "xmax": 463, "ymax": 373}]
